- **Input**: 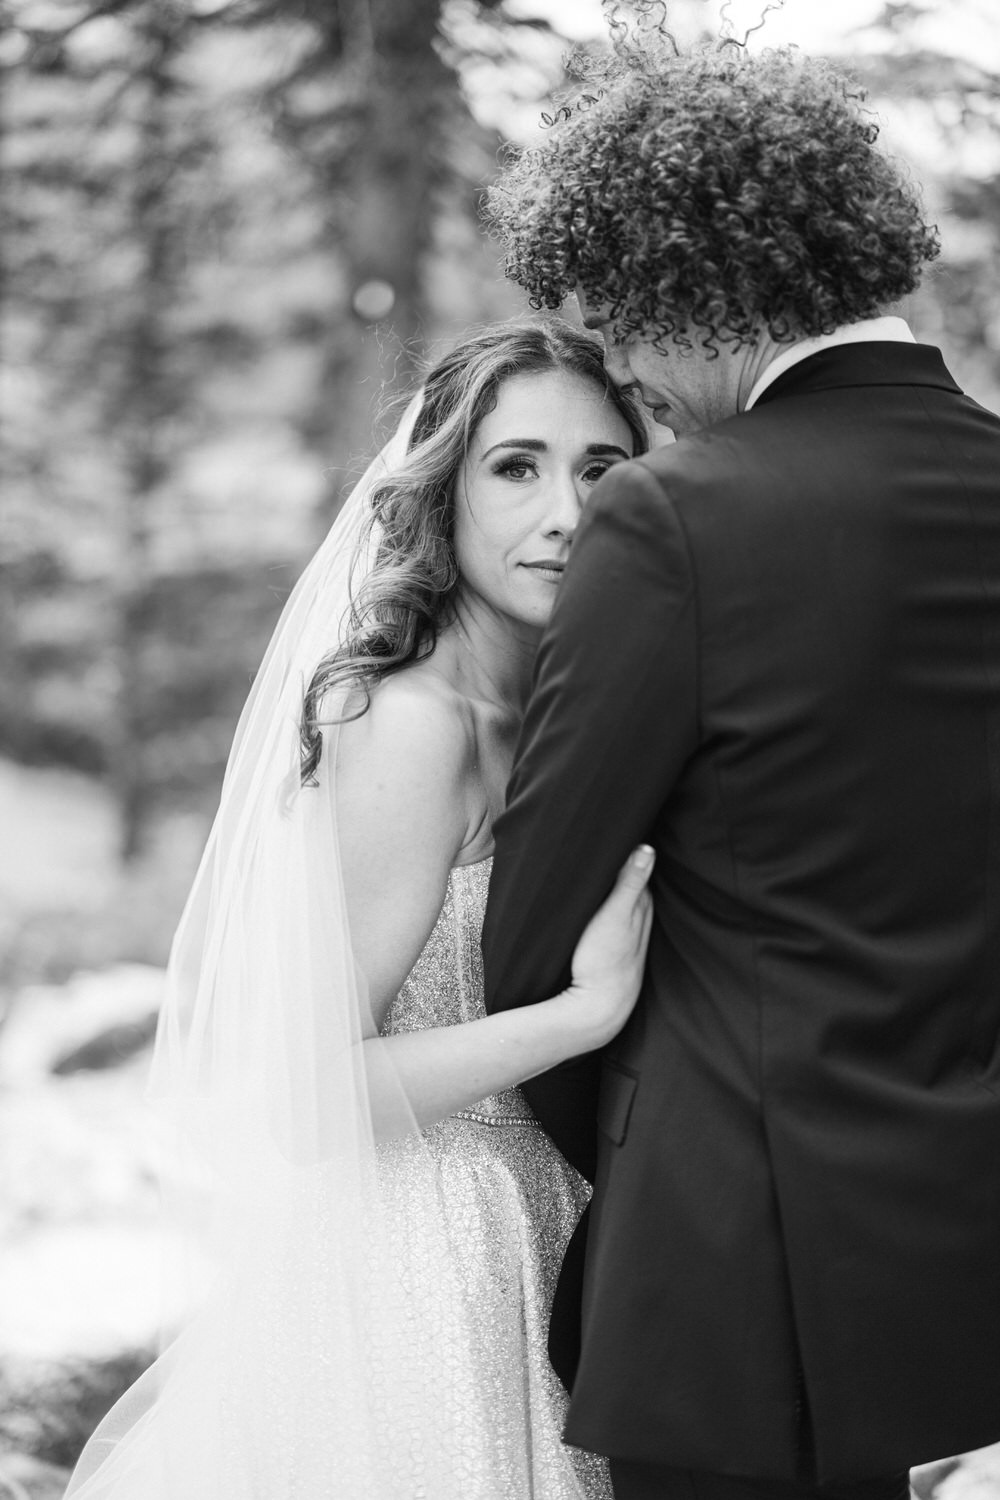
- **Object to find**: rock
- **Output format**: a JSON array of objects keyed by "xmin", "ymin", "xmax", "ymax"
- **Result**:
[
  {"xmin": 0, "ymin": 965, "xmax": 164, "ymax": 1085},
  {"xmin": 936, "ymin": 1444, "xmax": 1000, "ymax": 1499},
  {"xmin": 52, "ymin": 1012, "xmax": 159, "ymax": 1075},
  {"xmin": 0, "ymin": 1349, "xmax": 152, "ymax": 1474},
  {"xmin": 912, "ymin": 1458, "xmax": 964, "ymax": 1498},
  {"xmin": 0, "ymin": 1451, "xmax": 71, "ymax": 1500}
]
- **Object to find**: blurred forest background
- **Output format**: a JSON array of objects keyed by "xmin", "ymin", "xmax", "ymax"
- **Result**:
[{"xmin": 2, "ymin": 0, "xmax": 1000, "ymax": 1494}]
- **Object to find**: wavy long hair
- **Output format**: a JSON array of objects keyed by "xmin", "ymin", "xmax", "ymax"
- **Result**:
[{"xmin": 300, "ymin": 321, "xmax": 648, "ymax": 783}]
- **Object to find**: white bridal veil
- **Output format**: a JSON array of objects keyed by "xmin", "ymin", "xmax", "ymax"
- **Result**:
[{"xmin": 65, "ymin": 406, "xmax": 480, "ymax": 1497}]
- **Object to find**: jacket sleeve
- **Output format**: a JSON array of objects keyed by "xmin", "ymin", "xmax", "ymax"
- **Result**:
[{"xmin": 481, "ymin": 458, "xmax": 700, "ymax": 1178}]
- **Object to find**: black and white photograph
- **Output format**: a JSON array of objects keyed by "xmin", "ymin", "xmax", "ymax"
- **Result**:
[{"xmin": 1, "ymin": 1, "xmax": 999, "ymax": 1496}]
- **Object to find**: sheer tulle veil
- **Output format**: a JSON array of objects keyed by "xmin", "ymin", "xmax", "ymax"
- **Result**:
[{"xmin": 65, "ymin": 402, "xmax": 477, "ymax": 1497}]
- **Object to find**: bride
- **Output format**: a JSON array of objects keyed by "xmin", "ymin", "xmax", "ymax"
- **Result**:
[{"xmin": 65, "ymin": 320, "xmax": 652, "ymax": 1499}]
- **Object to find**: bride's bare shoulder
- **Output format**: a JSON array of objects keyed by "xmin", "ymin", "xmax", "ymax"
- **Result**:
[
  {"xmin": 332, "ymin": 666, "xmax": 479, "ymax": 873},
  {"xmin": 335, "ymin": 665, "xmax": 476, "ymax": 803}
]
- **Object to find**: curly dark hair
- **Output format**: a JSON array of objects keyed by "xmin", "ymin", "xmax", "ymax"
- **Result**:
[
  {"xmin": 299, "ymin": 320, "xmax": 647, "ymax": 783},
  {"xmin": 484, "ymin": 38, "xmax": 940, "ymax": 351}
]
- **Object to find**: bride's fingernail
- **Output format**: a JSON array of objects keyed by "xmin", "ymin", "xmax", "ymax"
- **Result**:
[{"xmin": 633, "ymin": 845, "xmax": 655, "ymax": 869}]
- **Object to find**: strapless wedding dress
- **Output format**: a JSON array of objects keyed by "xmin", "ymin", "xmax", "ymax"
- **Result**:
[
  {"xmin": 64, "ymin": 859, "xmax": 607, "ymax": 1500},
  {"xmin": 376, "ymin": 858, "xmax": 611, "ymax": 1500}
]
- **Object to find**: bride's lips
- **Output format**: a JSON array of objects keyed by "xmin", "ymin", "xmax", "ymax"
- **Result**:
[{"xmin": 521, "ymin": 559, "xmax": 566, "ymax": 582}]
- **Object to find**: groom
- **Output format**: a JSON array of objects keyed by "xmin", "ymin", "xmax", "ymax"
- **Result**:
[{"xmin": 482, "ymin": 40, "xmax": 1000, "ymax": 1500}]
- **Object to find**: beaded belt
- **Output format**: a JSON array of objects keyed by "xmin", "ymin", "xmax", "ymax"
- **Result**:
[{"xmin": 451, "ymin": 1108, "xmax": 545, "ymax": 1130}]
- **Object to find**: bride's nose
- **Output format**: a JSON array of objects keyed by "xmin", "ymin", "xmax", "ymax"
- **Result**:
[{"xmin": 542, "ymin": 474, "xmax": 583, "ymax": 541}]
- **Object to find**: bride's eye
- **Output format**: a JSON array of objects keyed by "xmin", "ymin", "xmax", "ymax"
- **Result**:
[
  {"xmin": 493, "ymin": 455, "xmax": 537, "ymax": 481},
  {"xmin": 581, "ymin": 458, "xmax": 620, "ymax": 484}
]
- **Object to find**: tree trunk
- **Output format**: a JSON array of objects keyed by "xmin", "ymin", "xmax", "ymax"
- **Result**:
[
  {"xmin": 314, "ymin": 0, "xmax": 453, "ymax": 521},
  {"xmin": 112, "ymin": 1, "xmax": 185, "ymax": 860}
]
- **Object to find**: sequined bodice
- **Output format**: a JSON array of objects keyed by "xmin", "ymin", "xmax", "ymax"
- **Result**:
[
  {"xmin": 372, "ymin": 859, "xmax": 608, "ymax": 1497},
  {"xmin": 382, "ymin": 857, "xmax": 534, "ymax": 1124},
  {"xmin": 383, "ymin": 859, "xmax": 493, "ymax": 1032}
]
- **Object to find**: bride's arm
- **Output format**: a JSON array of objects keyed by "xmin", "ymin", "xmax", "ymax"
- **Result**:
[
  {"xmin": 334, "ymin": 677, "xmax": 653, "ymax": 1140},
  {"xmin": 370, "ymin": 853, "xmax": 652, "ymax": 1137}
]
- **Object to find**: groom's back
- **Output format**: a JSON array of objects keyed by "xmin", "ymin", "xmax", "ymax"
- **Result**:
[
  {"xmin": 568, "ymin": 341, "xmax": 1000, "ymax": 1478},
  {"xmin": 651, "ymin": 343, "xmax": 999, "ymax": 1080}
]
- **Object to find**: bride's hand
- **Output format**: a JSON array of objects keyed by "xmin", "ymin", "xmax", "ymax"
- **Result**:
[{"xmin": 566, "ymin": 845, "xmax": 655, "ymax": 1049}]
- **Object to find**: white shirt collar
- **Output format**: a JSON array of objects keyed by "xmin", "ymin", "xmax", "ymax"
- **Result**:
[{"xmin": 743, "ymin": 317, "xmax": 917, "ymax": 412}]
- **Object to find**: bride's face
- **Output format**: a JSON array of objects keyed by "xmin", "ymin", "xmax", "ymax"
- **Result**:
[{"xmin": 454, "ymin": 368, "xmax": 634, "ymax": 631}]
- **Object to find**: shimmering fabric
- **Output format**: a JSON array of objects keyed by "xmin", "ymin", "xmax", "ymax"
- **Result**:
[{"xmin": 379, "ymin": 857, "xmax": 611, "ymax": 1500}]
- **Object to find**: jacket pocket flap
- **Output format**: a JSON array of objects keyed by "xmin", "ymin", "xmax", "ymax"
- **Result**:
[{"xmin": 597, "ymin": 1061, "xmax": 639, "ymax": 1146}]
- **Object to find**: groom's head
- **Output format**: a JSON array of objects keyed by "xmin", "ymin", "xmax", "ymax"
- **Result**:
[{"xmin": 486, "ymin": 42, "xmax": 939, "ymax": 436}]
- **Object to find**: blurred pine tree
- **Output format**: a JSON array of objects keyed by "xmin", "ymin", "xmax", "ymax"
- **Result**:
[
  {"xmin": 0, "ymin": 0, "xmax": 530, "ymax": 856},
  {"xmin": 8, "ymin": 0, "xmax": 992, "ymax": 862}
]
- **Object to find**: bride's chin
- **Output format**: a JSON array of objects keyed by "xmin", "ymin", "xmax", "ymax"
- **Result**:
[{"xmin": 505, "ymin": 605, "xmax": 549, "ymax": 642}]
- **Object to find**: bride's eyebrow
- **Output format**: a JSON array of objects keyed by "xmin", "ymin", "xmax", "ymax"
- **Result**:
[
  {"xmin": 480, "ymin": 439, "xmax": 630, "ymax": 459},
  {"xmin": 481, "ymin": 438, "xmax": 547, "ymax": 458},
  {"xmin": 585, "ymin": 443, "xmax": 631, "ymax": 458}
]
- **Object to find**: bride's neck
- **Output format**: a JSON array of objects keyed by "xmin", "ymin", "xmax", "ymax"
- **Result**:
[{"xmin": 441, "ymin": 600, "xmax": 539, "ymax": 718}]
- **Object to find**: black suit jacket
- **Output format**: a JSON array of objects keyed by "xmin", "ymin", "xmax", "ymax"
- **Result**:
[{"xmin": 482, "ymin": 343, "xmax": 1000, "ymax": 1483}]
